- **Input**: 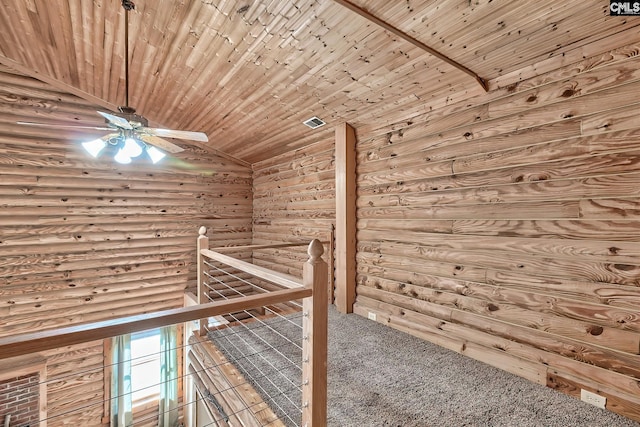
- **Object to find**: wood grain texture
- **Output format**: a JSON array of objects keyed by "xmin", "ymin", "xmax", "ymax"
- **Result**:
[
  {"xmin": 547, "ymin": 370, "xmax": 640, "ymax": 419},
  {"xmin": 252, "ymin": 138, "xmax": 335, "ymax": 297},
  {"xmin": 354, "ymin": 43, "xmax": 640, "ymax": 423},
  {"xmin": 0, "ymin": 68, "xmax": 253, "ymax": 335},
  {"xmin": 0, "ymin": 68, "xmax": 252, "ymax": 425},
  {"xmin": 0, "ymin": 287, "xmax": 312, "ymax": 361},
  {"xmin": 1, "ymin": 1, "xmax": 639, "ymax": 163},
  {"xmin": 2, "ymin": 2, "xmax": 640, "ymax": 424},
  {"xmin": 41, "ymin": 341, "xmax": 104, "ymax": 427},
  {"xmin": 335, "ymin": 123, "xmax": 357, "ymax": 313},
  {"xmin": 188, "ymin": 333, "xmax": 286, "ymax": 427}
]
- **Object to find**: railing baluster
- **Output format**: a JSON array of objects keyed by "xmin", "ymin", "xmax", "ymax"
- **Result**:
[{"xmin": 197, "ymin": 226, "xmax": 210, "ymax": 335}]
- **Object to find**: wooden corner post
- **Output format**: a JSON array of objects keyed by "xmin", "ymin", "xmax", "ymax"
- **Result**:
[
  {"xmin": 197, "ymin": 226, "xmax": 209, "ymax": 335},
  {"xmin": 302, "ymin": 239, "xmax": 328, "ymax": 427},
  {"xmin": 335, "ymin": 122, "xmax": 357, "ymax": 313}
]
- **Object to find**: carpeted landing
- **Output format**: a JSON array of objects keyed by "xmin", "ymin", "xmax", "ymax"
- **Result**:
[
  {"xmin": 209, "ymin": 306, "xmax": 640, "ymax": 427},
  {"xmin": 327, "ymin": 307, "xmax": 639, "ymax": 427}
]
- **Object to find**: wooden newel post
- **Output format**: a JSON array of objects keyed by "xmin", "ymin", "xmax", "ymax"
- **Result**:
[
  {"xmin": 197, "ymin": 226, "xmax": 209, "ymax": 335},
  {"xmin": 301, "ymin": 239, "xmax": 328, "ymax": 427}
]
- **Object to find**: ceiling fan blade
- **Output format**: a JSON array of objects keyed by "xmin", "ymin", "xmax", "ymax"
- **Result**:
[
  {"xmin": 138, "ymin": 134, "xmax": 185, "ymax": 154},
  {"xmin": 17, "ymin": 121, "xmax": 112, "ymax": 131},
  {"xmin": 143, "ymin": 127, "xmax": 209, "ymax": 142},
  {"xmin": 97, "ymin": 111, "xmax": 133, "ymax": 130},
  {"xmin": 99, "ymin": 132, "xmax": 120, "ymax": 142}
]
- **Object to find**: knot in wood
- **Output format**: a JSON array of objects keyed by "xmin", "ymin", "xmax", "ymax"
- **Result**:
[
  {"xmin": 587, "ymin": 325, "xmax": 604, "ymax": 336},
  {"xmin": 307, "ymin": 239, "xmax": 324, "ymax": 260},
  {"xmin": 198, "ymin": 226, "xmax": 207, "ymax": 236}
]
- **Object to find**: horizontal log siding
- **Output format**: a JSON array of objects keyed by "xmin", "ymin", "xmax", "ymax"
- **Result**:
[
  {"xmin": 0, "ymin": 66, "xmax": 253, "ymax": 425},
  {"xmin": 354, "ymin": 44, "xmax": 640, "ymax": 421},
  {"xmin": 252, "ymin": 140, "xmax": 335, "ymax": 279},
  {"xmin": 42, "ymin": 341, "xmax": 105, "ymax": 427}
]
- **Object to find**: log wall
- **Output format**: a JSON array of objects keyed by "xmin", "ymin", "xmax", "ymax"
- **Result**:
[
  {"xmin": 4, "ymin": 29, "xmax": 640, "ymax": 426},
  {"xmin": 42, "ymin": 341, "xmax": 104, "ymax": 426},
  {"xmin": 353, "ymin": 43, "xmax": 640, "ymax": 421},
  {"xmin": 252, "ymin": 140, "xmax": 335, "ymax": 279},
  {"xmin": 248, "ymin": 42, "xmax": 640, "ymax": 422},
  {"xmin": 0, "ymin": 65, "xmax": 253, "ymax": 424}
]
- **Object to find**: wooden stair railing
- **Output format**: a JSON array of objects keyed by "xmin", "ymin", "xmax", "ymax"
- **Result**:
[
  {"xmin": 0, "ymin": 233, "xmax": 328, "ymax": 427},
  {"xmin": 196, "ymin": 227, "xmax": 328, "ymax": 426},
  {"xmin": 0, "ymin": 287, "xmax": 312, "ymax": 361}
]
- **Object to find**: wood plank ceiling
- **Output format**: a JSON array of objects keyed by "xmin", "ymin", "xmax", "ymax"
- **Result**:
[{"xmin": 0, "ymin": 0, "xmax": 637, "ymax": 163}]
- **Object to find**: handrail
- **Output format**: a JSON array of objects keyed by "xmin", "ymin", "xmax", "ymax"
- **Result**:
[
  {"xmin": 0, "ymin": 230, "xmax": 327, "ymax": 427},
  {"xmin": 210, "ymin": 241, "xmax": 328, "ymax": 252},
  {"xmin": 201, "ymin": 248, "xmax": 303, "ymax": 289},
  {"xmin": 0, "ymin": 287, "xmax": 311, "ymax": 361}
]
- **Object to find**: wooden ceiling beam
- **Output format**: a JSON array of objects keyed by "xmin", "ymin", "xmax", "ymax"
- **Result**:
[{"xmin": 329, "ymin": 0, "xmax": 489, "ymax": 92}]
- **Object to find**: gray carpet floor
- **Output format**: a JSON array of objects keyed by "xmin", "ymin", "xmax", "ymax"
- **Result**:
[{"xmin": 210, "ymin": 306, "xmax": 640, "ymax": 427}]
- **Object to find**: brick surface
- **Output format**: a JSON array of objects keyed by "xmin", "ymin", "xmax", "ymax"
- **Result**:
[{"xmin": 0, "ymin": 373, "xmax": 40, "ymax": 426}]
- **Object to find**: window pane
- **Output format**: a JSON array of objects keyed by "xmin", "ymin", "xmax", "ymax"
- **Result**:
[{"xmin": 130, "ymin": 330, "xmax": 161, "ymax": 402}]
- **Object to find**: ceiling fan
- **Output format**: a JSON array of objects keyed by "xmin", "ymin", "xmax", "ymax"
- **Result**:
[{"xmin": 18, "ymin": 0, "xmax": 208, "ymax": 164}]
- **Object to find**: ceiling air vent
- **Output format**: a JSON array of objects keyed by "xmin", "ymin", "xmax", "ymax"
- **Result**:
[{"xmin": 303, "ymin": 116, "xmax": 326, "ymax": 129}]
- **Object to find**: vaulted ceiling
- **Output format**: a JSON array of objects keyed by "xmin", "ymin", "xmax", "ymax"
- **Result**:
[{"xmin": 1, "ymin": 0, "xmax": 638, "ymax": 164}]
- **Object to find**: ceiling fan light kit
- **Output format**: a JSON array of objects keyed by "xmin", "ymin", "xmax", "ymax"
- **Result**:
[
  {"xmin": 81, "ymin": 133, "xmax": 166, "ymax": 164},
  {"xmin": 146, "ymin": 146, "xmax": 167, "ymax": 164},
  {"xmin": 113, "ymin": 147, "xmax": 133, "ymax": 165},
  {"xmin": 122, "ymin": 137, "xmax": 143, "ymax": 158},
  {"xmin": 82, "ymin": 138, "xmax": 107, "ymax": 158}
]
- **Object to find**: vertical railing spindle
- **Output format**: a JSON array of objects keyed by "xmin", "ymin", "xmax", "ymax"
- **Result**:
[{"xmin": 197, "ymin": 226, "xmax": 209, "ymax": 335}]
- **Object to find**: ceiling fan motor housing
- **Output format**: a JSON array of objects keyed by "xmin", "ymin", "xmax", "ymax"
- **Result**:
[{"xmin": 115, "ymin": 106, "xmax": 148, "ymax": 127}]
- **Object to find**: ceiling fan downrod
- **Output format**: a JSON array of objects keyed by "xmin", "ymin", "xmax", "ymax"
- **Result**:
[{"xmin": 121, "ymin": 0, "xmax": 135, "ymax": 112}]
